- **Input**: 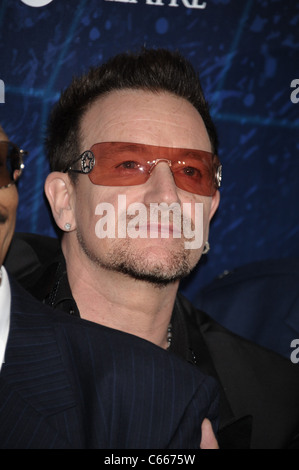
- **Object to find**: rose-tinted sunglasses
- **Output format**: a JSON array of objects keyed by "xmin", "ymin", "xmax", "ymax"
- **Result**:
[{"xmin": 66, "ymin": 142, "xmax": 222, "ymax": 196}]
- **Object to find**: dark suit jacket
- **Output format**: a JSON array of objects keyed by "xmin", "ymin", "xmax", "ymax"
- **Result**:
[
  {"xmin": 177, "ymin": 294, "xmax": 299, "ymax": 449},
  {"xmin": 0, "ymin": 277, "xmax": 219, "ymax": 449},
  {"xmin": 4, "ymin": 233, "xmax": 299, "ymax": 449},
  {"xmin": 195, "ymin": 258, "xmax": 299, "ymax": 359}
]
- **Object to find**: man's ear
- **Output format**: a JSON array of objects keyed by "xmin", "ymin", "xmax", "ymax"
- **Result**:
[
  {"xmin": 44, "ymin": 172, "xmax": 76, "ymax": 232},
  {"xmin": 209, "ymin": 190, "xmax": 220, "ymax": 222}
]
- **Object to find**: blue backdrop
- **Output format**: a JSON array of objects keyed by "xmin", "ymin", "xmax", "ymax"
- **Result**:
[{"xmin": 0, "ymin": 0, "xmax": 298, "ymax": 304}]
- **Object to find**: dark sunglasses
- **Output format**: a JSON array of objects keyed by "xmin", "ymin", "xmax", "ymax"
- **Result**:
[
  {"xmin": 66, "ymin": 142, "xmax": 222, "ymax": 197},
  {"xmin": 0, "ymin": 141, "xmax": 26, "ymax": 189}
]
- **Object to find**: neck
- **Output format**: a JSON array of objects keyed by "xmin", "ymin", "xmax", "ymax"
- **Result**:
[{"xmin": 62, "ymin": 239, "xmax": 179, "ymax": 349}]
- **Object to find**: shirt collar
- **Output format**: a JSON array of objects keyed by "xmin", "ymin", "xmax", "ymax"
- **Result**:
[
  {"xmin": 0, "ymin": 266, "xmax": 11, "ymax": 372},
  {"xmin": 45, "ymin": 254, "xmax": 80, "ymax": 318}
]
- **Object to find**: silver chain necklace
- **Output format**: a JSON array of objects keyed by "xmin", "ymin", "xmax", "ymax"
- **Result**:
[{"xmin": 167, "ymin": 323, "xmax": 172, "ymax": 350}]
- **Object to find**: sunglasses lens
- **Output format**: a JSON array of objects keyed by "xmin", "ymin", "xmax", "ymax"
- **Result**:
[
  {"xmin": 88, "ymin": 142, "xmax": 220, "ymax": 196},
  {"xmin": 171, "ymin": 155, "xmax": 219, "ymax": 196},
  {"xmin": 0, "ymin": 142, "xmax": 23, "ymax": 187},
  {"xmin": 89, "ymin": 142, "xmax": 149, "ymax": 187}
]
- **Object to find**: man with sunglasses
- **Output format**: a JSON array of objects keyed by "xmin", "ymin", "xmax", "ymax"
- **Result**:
[
  {"xmin": 0, "ymin": 127, "xmax": 25, "ymax": 377},
  {"xmin": 8, "ymin": 49, "xmax": 299, "ymax": 448},
  {"xmin": 0, "ymin": 124, "xmax": 221, "ymax": 449},
  {"xmin": 0, "ymin": 130, "xmax": 25, "ymax": 265}
]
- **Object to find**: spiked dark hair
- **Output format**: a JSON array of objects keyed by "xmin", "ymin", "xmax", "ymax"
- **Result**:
[{"xmin": 46, "ymin": 48, "xmax": 218, "ymax": 177}]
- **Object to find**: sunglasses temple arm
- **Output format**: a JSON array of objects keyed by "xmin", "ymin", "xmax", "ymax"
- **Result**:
[
  {"xmin": 67, "ymin": 168, "xmax": 86, "ymax": 174},
  {"xmin": 63, "ymin": 154, "xmax": 84, "ymax": 173}
]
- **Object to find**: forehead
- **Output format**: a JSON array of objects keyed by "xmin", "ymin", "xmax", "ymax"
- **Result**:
[{"xmin": 79, "ymin": 89, "xmax": 211, "ymax": 152}]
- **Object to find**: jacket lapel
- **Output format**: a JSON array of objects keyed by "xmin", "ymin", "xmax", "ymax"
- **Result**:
[
  {"xmin": 176, "ymin": 293, "xmax": 253, "ymax": 449},
  {"xmin": 0, "ymin": 380, "xmax": 73, "ymax": 449},
  {"xmin": 0, "ymin": 278, "xmax": 79, "ymax": 448}
]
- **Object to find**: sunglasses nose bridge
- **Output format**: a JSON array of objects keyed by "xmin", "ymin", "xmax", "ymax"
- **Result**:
[{"xmin": 148, "ymin": 158, "xmax": 172, "ymax": 175}]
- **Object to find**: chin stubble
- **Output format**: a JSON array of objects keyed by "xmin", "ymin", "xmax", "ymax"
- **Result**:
[{"xmin": 76, "ymin": 229, "xmax": 193, "ymax": 287}]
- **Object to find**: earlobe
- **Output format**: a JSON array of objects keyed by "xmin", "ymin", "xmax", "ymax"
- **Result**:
[{"xmin": 44, "ymin": 172, "xmax": 76, "ymax": 232}]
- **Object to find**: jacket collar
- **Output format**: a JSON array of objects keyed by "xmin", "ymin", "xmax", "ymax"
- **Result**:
[{"xmin": 41, "ymin": 254, "xmax": 80, "ymax": 317}]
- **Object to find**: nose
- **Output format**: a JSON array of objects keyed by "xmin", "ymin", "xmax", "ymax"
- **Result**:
[
  {"xmin": 148, "ymin": 158, "xmax": 172, "ymax": 175},
  {"xmin": 143, "ymin": 161, "xmax": 181, "ymax": 206}
]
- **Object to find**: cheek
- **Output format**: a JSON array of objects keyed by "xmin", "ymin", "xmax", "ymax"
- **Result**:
[
  {"xmin": 76, "ymin": 186, "xmax": 126, "ymax": 241},
  {"xmin": 2, "ymin": 222, "xmax": 15, "ymax": 250},
  {"xmin": 202, "ymin": 198, "xmax": 213, "ymax": 230},
  {"xmin": 0, "ymin": 217, "xmax": 17, "ymax": 265},
  {"xmin": 181, "ymin": 195, "xmax": 211, "ymax": 249},
  {"xmin": 73, "ymin": 187, "xmax": 100, "ymax": 241},
  {"xmin": 76, "ymin": 195, "xmax": 94, "ymax": 224},
  {"xmin": 181, "ymin": 194, "xmax": 211, "ymax": 223},
  {"xmin": 199, "ymin": 199, "xmax": 213, "ymax": 242},
  {"xmin": 0, "ymin": 188, "xmax": 18, "ymax": 227}
]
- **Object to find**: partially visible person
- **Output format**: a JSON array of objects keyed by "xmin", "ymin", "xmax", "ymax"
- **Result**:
[
  {"xmin": 9, "ymin": 48, "xmax": 299, "ymax": 448},
  {"xmin": 195, "ymin": 257, "xmax": 299, "ymax": 361},
  {"xmin": 0, "ymin": 128, "xmax": 23, "ymax": 266},
  {"xmin": 0, "ymin": 125, "xmax": 220, "ymax": 449}
]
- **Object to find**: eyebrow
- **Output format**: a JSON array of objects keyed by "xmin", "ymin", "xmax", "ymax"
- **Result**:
[
  {"xmin": 112, "ymin": 143, "xmax": 149, "ymax": 153},
  {"xmin": 96, "ymin": 143, "xmax": 153, "ymax": 159},
  {"xmin": 92, "ymin": 142, "xmax": 214, "ymax": 160}
]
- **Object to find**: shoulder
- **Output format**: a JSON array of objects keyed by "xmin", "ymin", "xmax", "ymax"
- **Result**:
[
  {"xmin": 9, "ymin": 274, "xmax": 80, "ymax": 332},
  {"xmin": 194, "ymin": 257, "xmax": 299, "ymax": 358},
  {"xmin": 177, "ymin": 292, "xmax": 299, "ymax": 409},
  {"xmin": 177, "ymin": 291, "xmax": 297, "ymax": 372},
  {"xmin": 5, "ymin": 232, "xmax": 60, "ymax": 290}
]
